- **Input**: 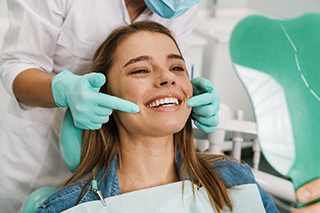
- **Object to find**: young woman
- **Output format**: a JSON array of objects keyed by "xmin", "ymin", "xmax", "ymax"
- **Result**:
[{"xmin": 38, "ymin": 21, "xmax": 278, "ymax": 213}]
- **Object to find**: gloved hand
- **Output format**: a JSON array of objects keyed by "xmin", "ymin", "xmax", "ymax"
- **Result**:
[
  {"xmin": 52, "ymin": 70, "xmax": 140, "ymax": 130},
  {"xmin": 187, "ymin": 77, "xmax": 220, "ymax": 134}
]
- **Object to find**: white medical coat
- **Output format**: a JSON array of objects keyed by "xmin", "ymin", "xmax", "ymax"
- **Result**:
[{"xmin": 0, "ymin": 0, "xmax": 197, "ymax": 212}]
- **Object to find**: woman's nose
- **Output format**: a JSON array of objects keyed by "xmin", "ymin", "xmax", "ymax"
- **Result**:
[{"xmin": 157, "ymin": 70, "xmax": 176, "ymax": 87}]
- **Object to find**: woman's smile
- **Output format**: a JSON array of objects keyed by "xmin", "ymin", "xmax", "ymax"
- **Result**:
[{"xmin": 144, "ymin": 93, "xmax": 182, "ymax": 111}]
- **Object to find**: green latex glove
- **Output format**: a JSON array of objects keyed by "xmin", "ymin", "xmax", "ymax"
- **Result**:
[
  {"xmin": 52, "ymin": 70, "xmax": 140, "ymax": 130},
  {"xmin": 60, "ymin": 108, "xmax": 82, "ymax": 173},
  {"xmin": 22, "ymin": 186, "xmax": 56, "ymax": 213},
  {"xmin": 188, "ymin": 77, "xmax": 220, "ymax": 134}
]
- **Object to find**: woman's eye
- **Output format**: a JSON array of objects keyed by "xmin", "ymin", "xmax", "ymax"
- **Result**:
[
  {"xmin": 130, "ymin": 69, "xmax": 149, "ymax": 75},
  {"xmin": 170, "ymin": 66, "xmax": 185, "ymax": 72}
]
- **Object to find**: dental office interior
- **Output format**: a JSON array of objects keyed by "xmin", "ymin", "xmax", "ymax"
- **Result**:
[{"xmin": 1, "ymin": 0, "xmax": 320, "ymax": 212}]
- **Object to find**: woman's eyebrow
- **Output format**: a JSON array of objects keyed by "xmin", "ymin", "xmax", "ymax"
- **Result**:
[
  {"xmin": 167, "ymin": 53, "xmax": 184, "ymax": 61},
  {"xmin": 123, "ymin": 55, "xmax": 152, "ymax": 68},
  {"xmin": 123, "ymin": 53, "xmax": 184, "ymax": 68}
]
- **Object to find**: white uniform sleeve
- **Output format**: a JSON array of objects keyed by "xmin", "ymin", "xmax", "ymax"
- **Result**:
[{"xmin": 0, "ymin": 0, "xmax": 70, "ymax": 98}]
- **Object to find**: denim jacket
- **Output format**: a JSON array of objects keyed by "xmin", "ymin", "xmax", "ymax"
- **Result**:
[{"xmin": 38, "ymin": 156, "xmax": 279, "ymax": 213}]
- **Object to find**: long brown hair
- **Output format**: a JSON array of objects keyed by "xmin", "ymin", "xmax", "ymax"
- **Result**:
[{"xmin": 64, "ymin": 21, "xmax": 233, "ymax": 212}]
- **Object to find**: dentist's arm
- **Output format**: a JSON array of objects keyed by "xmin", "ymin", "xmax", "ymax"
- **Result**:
[
  {"xmin": 294, "ymin": 178, "xmax": 320, "ymax": 213},
  {"xmin": 13, "ymin": 69, "xmax": 140, "ymax": 130},
  {"xmin": 188, "ymin": 77, "xmax": 220, "ymax": 134},
  {"xmin": 13, "ymin": 68, "xmax": 56, "ymax": 108}
]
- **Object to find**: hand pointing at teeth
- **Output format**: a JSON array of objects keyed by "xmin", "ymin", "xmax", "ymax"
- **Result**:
[
  {"xmin": 188, "ymin": 77, "xmax": 220, "ymax": 134},
  {"xmin": 52, "ymin": 70, "xmax": 140, "ymax": 130}
]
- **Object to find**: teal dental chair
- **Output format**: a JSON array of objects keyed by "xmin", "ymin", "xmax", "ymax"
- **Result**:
[
  {"xmin": 22, "ymin": 108, "xmax": 83, "ymax": 212},
  {"xmin": 229, "ymin": 13, "xmax": 320, "ymax": 208}
]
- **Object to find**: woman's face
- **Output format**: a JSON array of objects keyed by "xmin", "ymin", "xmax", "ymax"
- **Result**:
[{"xmin": 107, "ymin": 31, "xmax": 193, "ymax": 138}]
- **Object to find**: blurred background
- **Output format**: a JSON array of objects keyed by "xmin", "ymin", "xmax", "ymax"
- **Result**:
[{"xmin": 1, "ymin": 0, "xmax": 320, "ymax": 212}]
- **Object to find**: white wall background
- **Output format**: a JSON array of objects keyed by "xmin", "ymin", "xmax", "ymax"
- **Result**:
[
  {"xmin": 200, "ymin": 0, "xmax": 320, "ymax": 17},
  {"xmin": 199, "ymin": 0, "xmax": 248, "ymax": 9},
  {"xmin": 247, "ymin": 0, "xmax": 320, "ymax": 18},
  {"xmin": 0, "ymin": 0, "xmax": 7, "ymax": 17}
]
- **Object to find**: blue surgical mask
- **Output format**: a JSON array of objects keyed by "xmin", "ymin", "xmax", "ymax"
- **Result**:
[{"xmin": 145, "ymin": 0, "xmax": 200, "ymax": 19}]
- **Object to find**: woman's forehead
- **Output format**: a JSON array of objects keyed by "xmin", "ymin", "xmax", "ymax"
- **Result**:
[{"xmin": 116, "ymin": 31, "xmax": 180, "ymax": 58}]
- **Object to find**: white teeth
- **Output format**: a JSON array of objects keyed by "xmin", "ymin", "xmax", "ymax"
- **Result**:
[{"xmin": 147, "ymin": 97, "xmax": 179, "ymax": 108}]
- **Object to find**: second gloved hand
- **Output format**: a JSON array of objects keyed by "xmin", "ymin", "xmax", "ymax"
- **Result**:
[
  {"xmin": 52, "ymin": 70, "xmax": 140, "ymax": 130},
  {"xmin": 187, "ymin": 77, "xmax": 220, "ymax": 134}
]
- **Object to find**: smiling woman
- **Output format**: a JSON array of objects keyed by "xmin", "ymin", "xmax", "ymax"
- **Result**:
[
  {"xmin": 105, "ymin": 29, "xmax": 192, "ymax": 138},
  {"xmin": 37, "ymin": 21, "xmax": 278, "ymax": 213}
]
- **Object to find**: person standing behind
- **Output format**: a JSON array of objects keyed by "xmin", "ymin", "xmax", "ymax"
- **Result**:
[{"xmin": 0, "ymin": 1, "xmax": 220, "ymax": 212}]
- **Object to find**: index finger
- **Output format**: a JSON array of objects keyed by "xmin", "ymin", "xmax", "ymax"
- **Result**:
[
  {"xmin": 191, "ymin": 77, "xmax": 214, "ymax": 94},
  {"xmin": 188, "ymin": 89, "xmax": 220, "ymax": 107},
  {"xmin": 96, "ymin": 94, "xmax": 140, "ymax": 113},
  {"xmin": 297, "ymin": 178, "xmax": 320, "ymax": 203},
  {"xmin": 188, "ymin": 92, "xmax": 214, "ymax": 107}
]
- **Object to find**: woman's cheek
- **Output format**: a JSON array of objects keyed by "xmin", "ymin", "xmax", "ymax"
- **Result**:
[
  {"xmin": 121, "ymin": 82, "xmax": 145, "ymax": 103},
  {"xmin": 185, "ymin": 82, "xmax": 193, "ymax": 99}
]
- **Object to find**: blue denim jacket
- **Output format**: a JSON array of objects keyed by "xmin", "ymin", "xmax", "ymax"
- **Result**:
[{"xmin": 38, "ymin": 156, "xmax": 279, "ymax": 213}]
